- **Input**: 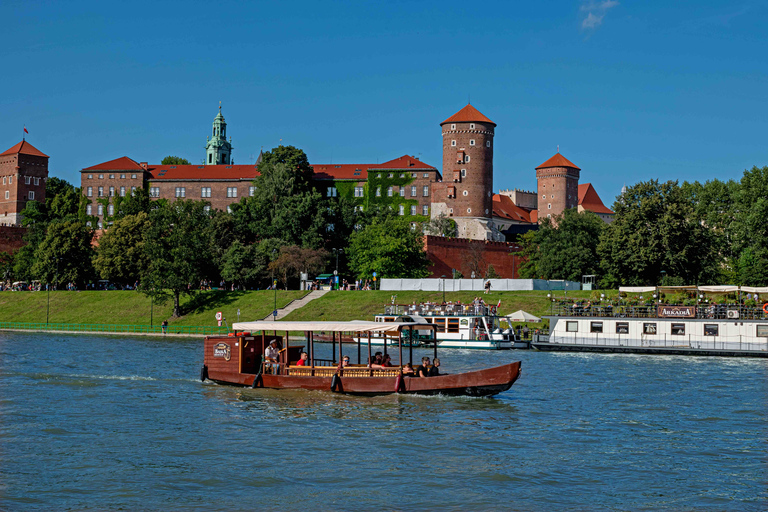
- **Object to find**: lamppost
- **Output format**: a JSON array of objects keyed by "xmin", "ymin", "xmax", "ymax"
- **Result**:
[
  {"xmin": 333, "ymin": 248, "xmax": 343, "ymax": 290},
  {"xmin": 441, "ymin": 275, "xmax": 446, "ymax": 304},
  {"xmin": 660, "ymin": 270, "xmax": 666, "ymax": 286},
  {"xmin": 272, "ymin": 249, "xmax": 277, "ymax": 319}
]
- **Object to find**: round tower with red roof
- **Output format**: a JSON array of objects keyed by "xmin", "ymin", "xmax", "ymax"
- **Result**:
[
  {"xmin": 535, "ymin": 152, "xmax": 581, "ymax": 223},
  {"xmin": 433, "ymin": 104, "xmax": 502, "ymax": 240}
]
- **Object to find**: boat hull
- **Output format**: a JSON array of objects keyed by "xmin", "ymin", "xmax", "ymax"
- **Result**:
[{"xmin": 208, "ymin": 361, "xmax": 522, "ymax": 397}]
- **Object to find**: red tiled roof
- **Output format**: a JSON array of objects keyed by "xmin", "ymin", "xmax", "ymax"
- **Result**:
[
  {"xmin": 311, "ymin": 164, "xmax": 373, "ymax": 181},
  {"xmin": 82, "ymin": 156, "xmax": 145, "ymax": 171},
  {"xmin": 148, "ymin": 164, "xmax": 260, "ymax": 181},
  {"xmin": 441, "ymin": 104, "xmax": 496, "ymax": 126},
  {"xmin": 1, "ymin": 140, "xmax": 49, "ymax": 158},
  {"xmin": 536, "ymin": 153, "xmax": 580, "ymax": 170},
  {"xmin": 578, "ymin": 183, "xmax": 614, "ymax": 215},
  {"xmin": 371, "ymin": 155, "xmax": 437, "ymax": 170},
  {"xmin": 530, "ymin": 209, "xmax": 538, "ymax": 223},
  {"xmin": 492, "ymin": 194, "xmax": 535, "ymax": 223}
]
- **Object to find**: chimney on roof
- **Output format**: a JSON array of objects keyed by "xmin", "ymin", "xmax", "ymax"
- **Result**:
[{"xmin": 140, "ymin": 162, "xmax": 148, "ymax": 169}]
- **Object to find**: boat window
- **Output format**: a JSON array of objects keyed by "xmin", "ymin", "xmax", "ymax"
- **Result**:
[
  {"xmin": 757, "ymin": 325, "xmax": 768, "ymax": 337},
  {"xmin": 671, "ymin": 323, "xmax": 685, "ymax": 335},
  {"xmin": 433, "ymin": 318, "xmax": 446, "ymax": 333},
  {"xmin": 704, "ymin": 324, "xmax": 718, "ymax": 336},
  {"xmin": 616, "ymin": 322, "xmax": 629, "ymax": 334},
  {"xmin": 384, "ymin": 317, "xmax": 395, "ymax": 322},
  {"xmin": 447, "ymin": 318, "xmax": 460, "ymax": 333},
  {"xmin": 566, "ymin": 321, "xmax": 578, "ymax": 332},
  {"xmin": 643, "ymin": 323, "xmax": 657, "ymax": 335},
  {"xmin": 590, "ymin": 322, "xmax": 603, "ymax": 333}
]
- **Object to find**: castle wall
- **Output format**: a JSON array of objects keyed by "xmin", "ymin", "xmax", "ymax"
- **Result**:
[{"xmin": 424, "ymin": 235, "xmax": 522, "ymax": 279}]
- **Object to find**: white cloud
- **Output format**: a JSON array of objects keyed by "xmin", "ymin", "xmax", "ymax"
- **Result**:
[{"xmin": 580, "ymin": 0, "xmax": 619, "ymax": 30}]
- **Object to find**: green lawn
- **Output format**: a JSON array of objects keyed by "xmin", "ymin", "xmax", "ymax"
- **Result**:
[{"xmin": 0, "ymin": 290, "xmax": 307, "ymax": 327}]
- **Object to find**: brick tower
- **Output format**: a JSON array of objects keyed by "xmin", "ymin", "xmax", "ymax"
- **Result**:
[
  {"xmin": 432, "ymin": 104, "xmax": 503, "ymax": 241},
  {"xmin": 0, "ymin": 140, "xmax": 49, "ymax": 226},
  {"xmin": 535, "ymin": 152, "xmax": 580, "ymax": 223}
]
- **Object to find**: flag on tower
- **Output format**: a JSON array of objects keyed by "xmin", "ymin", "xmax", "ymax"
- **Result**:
[{"xmin": 24, "ymin": 126, "xmax": 28, "ymax": 134}]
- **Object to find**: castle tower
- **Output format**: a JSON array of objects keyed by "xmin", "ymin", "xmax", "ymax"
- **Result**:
[
  {"xmin": 535, "ymin": 152, "xmax": 580, "ymax": 223},
  {"xmin": 0, "ymin": 140, "xmax": 49, "ymax": 226},
  {"xmin": 205, "ymin": 105, "xmax": 233, "ymax": 165},
  {"xmin": 432, "ymin": 104, "xmax": 503, "ymax": 241}
]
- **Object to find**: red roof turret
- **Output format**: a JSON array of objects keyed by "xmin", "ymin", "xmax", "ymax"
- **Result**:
[
  {"xmin": 441, "ymin": 104, "xmax": 496, "ymax": 126},
  {"xmin": 535, "ymin": 153, "xmax": 580, "ymax": 170},
  {"xmin": 1, "ymin": 140, "xmax": 49, "ymax": 158}
]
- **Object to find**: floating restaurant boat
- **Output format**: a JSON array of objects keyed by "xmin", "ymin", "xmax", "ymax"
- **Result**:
[
  {"xmin": 356, "ymin": 302, "xmax": 517, "ymax": 350},
  {"xmin": 533, "ymin": 285, "xmax": 768, "ymax": 357},
  {"xmin": 201, "ymin": 320, "xmax": 522, "ymax": 396}
]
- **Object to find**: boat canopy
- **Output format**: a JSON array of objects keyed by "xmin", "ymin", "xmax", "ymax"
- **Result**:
[
  {"xmin": 232, "ymin": 320, "xmax": 436, "ymax": 333},
  {"xmin": 619, "ymin": 286, "xmax": 656, "ymax": 293},
  {"xmin": 741, "ymin": 286, "xmax": 768, "ymax": 294}
]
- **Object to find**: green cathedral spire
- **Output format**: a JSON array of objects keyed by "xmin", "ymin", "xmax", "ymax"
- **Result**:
[{"xmin": 205, "ymin": 103, "xmax": 233, "ymax": 165}]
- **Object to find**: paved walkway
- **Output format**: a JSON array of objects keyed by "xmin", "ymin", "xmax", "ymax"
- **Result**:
[{"xmin": 260, "ymin": 289, "xmax": 329, "ymax": 320}]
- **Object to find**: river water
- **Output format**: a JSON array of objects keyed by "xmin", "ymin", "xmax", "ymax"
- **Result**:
[{"xmin": 1, "ymin": 331, "xmax": 766, "ymax": 511}]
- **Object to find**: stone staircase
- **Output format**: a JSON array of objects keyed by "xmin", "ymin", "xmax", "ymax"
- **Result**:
[{"xmin": 260, "ymin": 289, "xmax": 329, "ymax": 320}]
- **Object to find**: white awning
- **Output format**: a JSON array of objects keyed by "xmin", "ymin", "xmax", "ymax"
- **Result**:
[
  {"xmin": 741, "ymin": 286, "xmax": 768, "ymax": 294},
  {"xmin": 231, "ymin": 320, "xmax": 435, "ymax": 333},
  {"xmin": 506, "ymin": 310, "xmax": 542, "ymax": 322},
  {"xmin": 698, "ymin": 285, "xmax": 740, "ymax": 293},
  {"xmin": 619, "ymin": 286, "xmax": 656, "ymax": 293}
]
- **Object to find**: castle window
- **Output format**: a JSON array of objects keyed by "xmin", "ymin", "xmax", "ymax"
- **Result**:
[
  {"xmin": 423, "ymin": 173, "xmax": 429, "ymax": 178},
  {"xmin": 175, "ymin": 187, "xmax": 186, "ymax": 198},
  {"xmin": 326, "ymin": 187, "xmax": 337, "ymax": 198},
  {"xmin": 132, "ymin": 174, "xmax": 137, "ymax": 179},
  {"xmin": 388, "ymin": 173, "xmax": 393, "ymax": 178},
  {"xmin": 551, "ymin": 195, "xmax": 554, "ymax": 199},
  {"xmin": 7, "ymin": 176, "xmax": 11, "ymax": 184},
  {"xmin": 399, "ymin": 205, "xmax": 405, "ymax": 216},
  {"xmin": 464, "ymin": 155, "xmax": 470, "ymax": 163},
  {"xmin": 226, "ymin": 187, "xmax": 237, "ymax": 198},
  {"xmin": 399, "ymin": 187, "xmax": 405, "ymax": 197},
  {"xmin": 451, "ymin": 140, "xmax": 456, "ymax": 147},
  {"xmin": 109, "ymin": 174, "xmax": 115, "ymax": 179},
  {"xmin": 422, "ymin": 205, "xmax": 429, "ymax": 216},
  {"xmin": 449, "ymin": 208, "xmax": 453, "ymax": 214},
  {"xmin": 423, "ymin": 186, "xmax": 429, "ymax": 197},
  {"xmin": 2, "ymin": 177, "xmax": 5, "ymax": 184},
  {"xmin": 87, "ymin": 187, "xmax": 92, "ymax": 197},
  {"xmin": 120, "ymin": 174, "xmax": 126, "ymax": 179},
  {"xmin": 87, "ymin": 175, "xmax": 92, "ymax": 179},
  {"xmin": 486, "ymin": 141, "xmax": 490, "ymax": 147},
  {"xmin": 131, "ymin": 187, "xmax": 136, "ymax": 194},
  {"xmin": 249, "ymin": 186, "xmax": 256, "ymax": 196},
  {"xmin": 542, "ymin": 194, "xmax": 545, "ymax": 199},
  {"xmin": 451, "ymin": 124, "xmax": 456, "ymax": 130},
  {"xmin": 461, "ymin": 169, "xmax": 466, "ymax": 177},
  {"xmin": 463, "ymin": 190, "xmax": 468, "ymax": 196},
  {"xmin": 34, "ymin": 177, "xmax": 40, "ymax": 186},
  {"xmin": 201, "ymin": 187, "xmax": 212, "ymax": 198},
  {"xmin": 470, "ymin": 140, "xmax": 475, "ymax": 146},
  {"xmin": 25, "ymin": 176, "xmax": 31, "ymax": 185},
  {"xmin": 467, "ymin": 208, "xmax": 471, "ymax": 214},
  {"xmin": 204, "ymin": 206, "xmax": 211, "ymax": 213},
  {"xmin": 97, "ymin": 222, "xmax": 103, "ymax": 229},
  {"xmin": 411, "ymin": 186, "xmax": 417, "ymax": 197},
  {"xmin": 410, "ymin": 205, "xmax": 417, "ymax": 216},
  {"xmin": 548, "ymin": 204, "xmax": 551, "ymax": 209},
  {"xmin": 4, "ymin": 191, "xmax": 8, "ymax": 199},
  {"xmin": 28, "ymin": 191, "xmax": 34, "ymax": 200},
  {"xmin": 412, "ymin": 173, "xmax": 417, "ymax": 178},
  {"xmin": 109, "ymin": 187, "xmax": 115, "ymax": 197},
  {"xmin": 150, "ymin": 187, "xmax": 160, "ymax": 197},
  {"xmin": 387, "ymin": 186, "xmax": 393, "ymax": 197},
  {"xmin": 376, "ymin": 187, "xmax": 381, "ymax": 197},
  {"xmin": 108, "ymin": 204, "xmax": 114, "ymax": 216},
  {"xmin": 86, "ymin": 205, "xmax": 92, "ymax": 215},
  {"xmin": 470, "ymin": 123, "xmax": 475, "ymax": 129},
  {"xmin": 209, "ymin": 154, "xmax": 212, "ymax": 164},
  {"xmin": 99, "ymin": 174, "xmax": 104, "ymax": 179},
  {"xmin": 120, "ymin": 186, "xmax": 126, "ymax": 197},
  {"xmin": 227, "ymin": 206, "xmax": 232, "ymax": 214},
  {"xmin": 400, "ymin": 173, "xmax": 405, "ymax": 178},
  {"xmin": 354, "ymin": 186, "xmax": 364, "ymax": 197},
  {"xmin": 98, "ymin": 187, "xmax": 104, "ymax": 197},
  {"xmin": 97, "ymin": 204, "xmax": 103, "ymax": 215}
]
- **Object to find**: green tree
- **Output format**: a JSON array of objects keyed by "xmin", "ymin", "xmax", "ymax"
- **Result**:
[
  {"xmin": 220, "ymin": 240, "xmax": 263, "ymax": 289},
  {"xmin": 598, "ymin": 180, "xmax": 720, "ymax": 287},
  {"xmin": 348, "ymin": 218, "xmax": 430, "ymax": 279},
  {"xmin": 141, "ymin": 200, "xmax": 213, "ymax": 317},
  {"xmin": 259, "ymin": 145, "xmax": 314, "ymax": 192},
  {"xmin": 730, "ymin": 166, "xmax": 768, "ymax": 285},
  {"xmin": 161, "ymin": 156, "xmax": 191, "ymax": 165},
  {"xmin": 423, "ymin": 213, "xmax": 457, "ymax": 237},
  {"xmin": 31, "ymin": 220, "xmax": 95, "ymax": 287},
  {"xmin": 268, "ymin": 245, "xmax": 328, "ymax": 288},
  {"xmin": 517, "ymin": 231, "xmax": 540, "ymax": 279},
  {"xmin": 93, "ymin": 212, "xmax": 151, "ymax": 286}
]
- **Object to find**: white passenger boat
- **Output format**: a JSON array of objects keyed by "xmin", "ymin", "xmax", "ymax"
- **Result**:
[
  {"xmin": 356, "ymin": 302, "xmax": 515, "ymax": 350},
  {"xmin": 534, "ymin": 288, "xmax": 768, "ymax": 357}
]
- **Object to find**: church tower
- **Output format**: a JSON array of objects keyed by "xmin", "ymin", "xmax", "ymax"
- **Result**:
[
  {"xmin": 205, "ymin": 105, "xmax": 233, "ymax": 165},
  {"xmin": 432, "ymin": 104, "xmax": 503, "ymax": 241}
]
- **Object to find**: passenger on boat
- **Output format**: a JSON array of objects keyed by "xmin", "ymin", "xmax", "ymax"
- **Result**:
[
  {"xmin": 429, "ymin": 358, "xmax": 440, "ymax": 376},
  {"xmin": 381, "ymin": 354, "xmax": 392, "ymax": 367},
  {"xmin": 416, "ymin": 357, "xmax": 431, "ymax": 378},
  {"xmin": 402, "ymin": 362, "xmax": 415, "ymax": 376},
  {"xmin": 296, "ymin": 352, "xmax": 309, "ymax": 366},
  {"xmin": 368, "ymin": 352, "xmax": 383, "ymax": 367},
  {"xmin": 265, "ymin": 340, "xmax": 281, "ymax": 374}
]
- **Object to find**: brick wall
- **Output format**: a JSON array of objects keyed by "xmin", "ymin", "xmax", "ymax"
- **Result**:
[
  {"xmin": 0, "ymin": 153, "xmax": 48, "ymax": 226},
  {"xmin": 536, "ymin": 166, "xmax": 580, "ymax": 222},
  {"xmin": 424, "ymin": 235, "xmax": 523, "ymax": 279},
  {"xmin": 148, "ymin": 179, "xmax": 254, "ymax": 211},
  {"xmin": 0, "ymin": 226, "xmax": 27, "ymax": 253}
]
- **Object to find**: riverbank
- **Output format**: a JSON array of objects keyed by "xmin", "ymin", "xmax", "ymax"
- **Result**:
[{"xmin": 0, "ymin": 289, "xmax": 593, "ymax": 334}]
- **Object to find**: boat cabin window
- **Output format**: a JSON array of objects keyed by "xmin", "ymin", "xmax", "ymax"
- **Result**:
[
  {"xmin": 616, "ymin": 322, "xmax": 629, "ymax": 334},
  {"xmin": 671, "ymin": 323, "xmax": 685, "ymax": 335},
  {"xmin": 704, "ymin": 324, "xmax": 718, "ymax": 336},
  {"xmin": 433, "ymin": 318, "xmax": 446, "ymax": 332},
  {"xmin": 590, "ymin": 322, "xmax": 603, "ymax": 333},
  {"xmin": 757, "ymin": 325, "xmax": 768, "ymax": 338},
  {"xmin": 566, "ymin": 321, "xmax": 578, "ymax": 332},
  {"xmin": 383, "ymin": 316, "xmax": 396, "ymax": 322},
  {"xmin": 643, "ymin": 323, "xmax": 657, "ymax": 335},
  {"xmin": 447, "ymin": 318, "xmax": 460, "ymax": 333}
]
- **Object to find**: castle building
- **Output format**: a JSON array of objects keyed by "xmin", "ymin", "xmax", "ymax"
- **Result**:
[
  {"xmin": 0, "ymin": 140, "xmax": 49, "ymax": 226},
  {"xmin": 432, "ymin": 104, "xmax": 504, "ymax": 241},
  {"xmin": 536, "ymin": 152, "xmax": 581, "ymax": 222},
  {"xmin": 205, "ymin": 106, "xmax": 233, "ymax": 165}
]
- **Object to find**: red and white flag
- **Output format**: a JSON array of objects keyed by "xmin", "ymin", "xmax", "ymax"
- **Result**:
[
  {"xmin": 23, "ymin": 126, "xmax": 28, "ymax": 134},
  {"xmin": 497, "ymin": 299, "xmax": 501, "ymax": 308}
]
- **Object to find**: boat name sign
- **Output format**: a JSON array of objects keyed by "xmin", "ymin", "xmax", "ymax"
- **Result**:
[
  {"xmin": 213, "ymin": 342, "xmax": 231, "ymax": 361},
  {"xmin": 657, "ymin": 305, "xmax": 696, "ymax": 318}
]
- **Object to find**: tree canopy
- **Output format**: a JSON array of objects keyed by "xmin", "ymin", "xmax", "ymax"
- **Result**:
[
  {"xmin": 161, "ymin": 156, "xmax": 191, "ymax": 165},
  {"xmin": 348, "ymin": 218, "xmax": 430, "ymax": 279}
]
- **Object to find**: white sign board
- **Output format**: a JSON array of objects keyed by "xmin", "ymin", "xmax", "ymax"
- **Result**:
[{"xmin": 215, "ymin": 311, "xmax": 223, "ymax": 321}]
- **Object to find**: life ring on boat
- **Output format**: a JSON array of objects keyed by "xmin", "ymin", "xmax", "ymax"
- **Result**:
[
  {"xmin": 763, "ymin": 303, "xmax": 768, "ymax": 314},
  {"xmin": 394, "ymin": 373, "xmax": 405, "ymax": 393},
  {"xmin": 241, "ymin": 332, "xmax": 251, "ymax": 336},
  {"xmin": 228, "ymin": 332, "xmax": 236, "ymax": 337},
  {"xmin": 200, "ymin": 365, "xmax": 208, "ymax": 382},
  {"xmin": 331, "ymin": 373, "xmax": 341, "ymax": 392}
]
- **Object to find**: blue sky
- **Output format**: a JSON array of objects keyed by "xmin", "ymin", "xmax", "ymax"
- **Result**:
[{"xmin": 2, "ymin": 1, "xmax": 766, "ymax": 206}]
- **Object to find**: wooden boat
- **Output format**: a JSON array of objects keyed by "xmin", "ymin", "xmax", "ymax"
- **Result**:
[{"xmin": 201, "ymin": 320, "xmax": 521, "ymax": 397}]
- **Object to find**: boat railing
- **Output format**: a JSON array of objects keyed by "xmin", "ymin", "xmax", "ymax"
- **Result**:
[
  {"xmin": 549, "ymin": 302, "xmax": 768, "ymax": 320},
  {"xmin": 285, "ymin": 365, "xmax": 401, "ymax": 378},
  {"xmin": 385, "ymin": 303, "xmax": 495, "ymax": 317}
]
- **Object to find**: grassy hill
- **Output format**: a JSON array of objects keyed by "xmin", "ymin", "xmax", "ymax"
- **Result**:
[{"xmin": 0, "ymin": 288, "xmax": 594, "ymax": 330}]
